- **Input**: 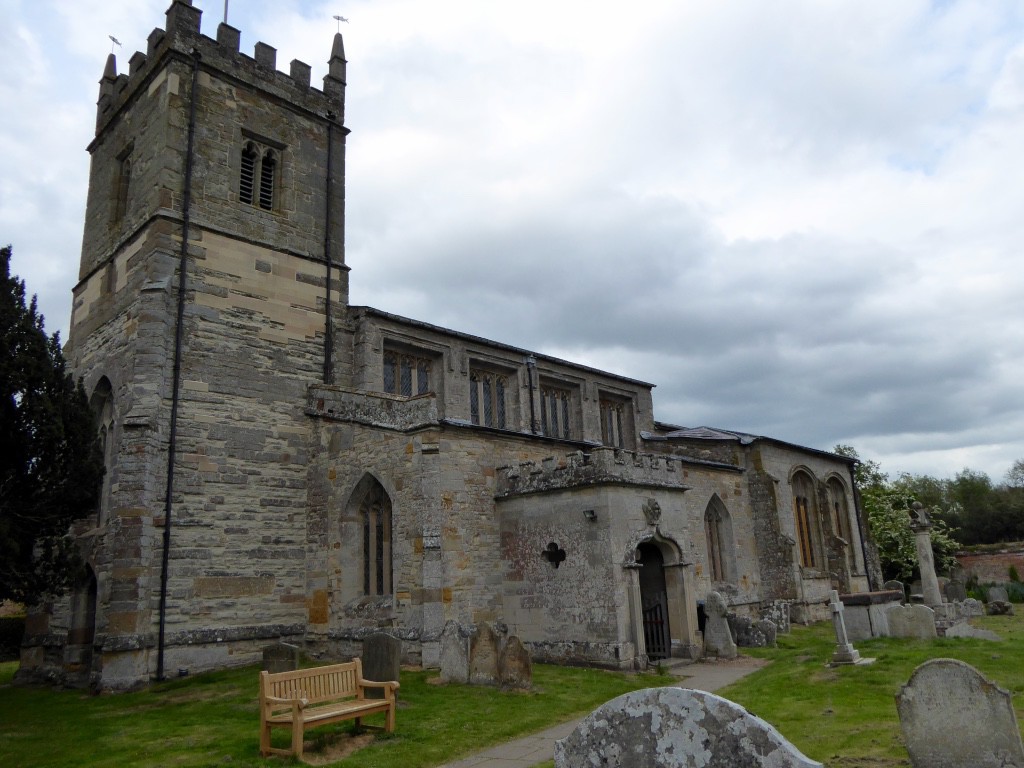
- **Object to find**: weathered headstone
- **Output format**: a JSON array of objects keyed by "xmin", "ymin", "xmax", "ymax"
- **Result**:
[
  {"xmin": 261, "ymin": 642, "xmax": 299, "ymax": 673},
  {"xmin": 361, "ymin": 632, "xmax": 401, "ymax": 699},
  {"xmin": 761, "ymin": 600, "xmax": 791, "ymax": 634},
  {"xmin": 728, "ymin": 616, "xmax": 777, "ymax": 648},
  {"xmin": 469, "ymin": 622, "xmax": 500, "ymax": 685},
  {"xmin": 962, "ymin": 597, "xmax": 984, "ymax": 617},
  {"xmin": 886, "ymin": 604, "xmax": 937, "ymax": 639},
  {"xmin": 986, "ymin": 599, "xmax": 1015, "ymax": 616},
  {"xmin": 942, "ymin": 622, "xmax": 1001, "ymax": 642},
  {"xmin": 555, "ymin": 687, "xmax": 822, "ymax": 767},
  {"xmin": 945, "ymin": 580, "xmax": 967, "ymax": 602},
  {"xmin": 883, "ymin": 580, "xmax": 906, "ymax": 603},
  {"xmin": 828, "ymin": 590, "xmax": 864, "ymax": 665},
  {"xmin": 703, "ymin": 592, "xmax": 737, "ymax": 659},
  {"xmin": 497, "ymin": 635, "xmax": 532, "ymax": 689},
  {"xmin": 896, "ymin": 658, "xmax": 1024, "ymax": 768},
  {"xmin": 439, "ymin": 620, "xmax": 469, "ymax": 683},
  {"xmin": 987, "ymin": 585, "xmax": 1009, "ymax": 603}
]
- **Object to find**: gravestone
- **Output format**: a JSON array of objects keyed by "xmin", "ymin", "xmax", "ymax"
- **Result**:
[
  {"xmin": 883, "ymin": 580, "xmax": 906, "ymax": 603},
  {"xmin": 761, "ymin": 601, "xmax": 791, "ymax": 634},
  {"xmin": 943, "ymin": 622, "xmax": 1001, "ymax": 642},
  {"xmin": 962, "ymin": 597, "xmax": 984, "ymax": 617},
  {"xmin": 945, "ymin": 580, "xmax": 967, "ymax": 602},
  {"xmin": 987, "ymin": 585, "xmax": 1009, "ymax": 603},
  {"xmin": 886, "ymin": 604, "xmax": 937, "ymax": 639},
  {"xmin": 261, "ymin": 642, "xmax": 299, "ymax": 673},
  {"xmin": 555, "ymin": 687, "xmax": 822, "ymax": 767},
  {"xmin": 469, "ymin": 622, "xmax": 501, "ymax": 685},
  {"xmin": 497, "ymin": 635, "xmax": 532, "ymax": 689},
  {"xmin": 896, "ymin": 658, "xmax": 1024, "ymax": 768},
  {"xmin": 439, "ymin": 620, "xmax": 469, "ymax": 683},
  {"xmin": 703, "ymin": 592, "xmax": 737, "ymax": 659},
  {"xmin": 727, "ymin": 616, "xmax": 776, "ymax": 648},
  {"xmin": 828, "ymin": 590, "xmax": 864, "ymax": 665},
  {"xmin": 986, "ymin": 599, "xmax": 1015, "ymax": 616},
  {"xmin": 361, "ymin": 633, "xmax": 401, "ymax": 699}
]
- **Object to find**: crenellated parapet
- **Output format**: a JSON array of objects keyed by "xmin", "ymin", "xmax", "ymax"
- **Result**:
[
  {"xmin": 307, "ymin": 386, "xmax": 439, "ymax": 432},
  {"xmin": 496, "ymin": 447, "xmax": 693, "ymax": 497},
  {"xmin": 95, "ymin": 0, "xmax": 346, "ymax": 134}
]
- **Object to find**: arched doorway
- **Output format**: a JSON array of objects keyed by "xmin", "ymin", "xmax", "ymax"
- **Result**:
[{"xmin": 637, "ymin": 542, "xmax": 670, "ymax": 660}]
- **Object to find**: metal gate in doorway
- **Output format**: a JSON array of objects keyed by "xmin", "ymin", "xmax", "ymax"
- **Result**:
[{"xmin": 642, "ymin": 596, "xmax": 670, "ymax": 660}]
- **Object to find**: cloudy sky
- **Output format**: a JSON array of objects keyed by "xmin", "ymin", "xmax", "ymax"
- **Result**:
[{"xmin": 3, "ymin": 0, "xmax": 1024, "ymax": 482}]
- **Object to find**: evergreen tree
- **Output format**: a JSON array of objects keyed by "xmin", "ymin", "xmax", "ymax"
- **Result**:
[{"xmin": 0, "ymin": 245, "xmax": 103, "ymax": 605}]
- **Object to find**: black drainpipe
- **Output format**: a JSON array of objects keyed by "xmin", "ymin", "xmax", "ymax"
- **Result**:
[
  {"xmin": 157, "ymin": 49, "xmax": 201, "ymax": 681},
  {"xmin": 322, "ymin": 116, "xmax": 335, "ymax": 383},
  {"xmin": 526, "ymin": 355, "xmax": 537, "ymax": 433}
]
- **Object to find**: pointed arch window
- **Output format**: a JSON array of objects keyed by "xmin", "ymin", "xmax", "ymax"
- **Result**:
[
  {"xmin": 361, "ymin": 483, "xmax": 393, "ymax": 597},
  {"xmin": 792, "ymin": 471, "xmax": 820, "ymax": 569},
  {"xmin": 828, "ymin": 478, "xmax": 850, "ymax": 541},
  {"xmin": 704, "ymin": 495, "xmax": 735, "ymax": 583}
]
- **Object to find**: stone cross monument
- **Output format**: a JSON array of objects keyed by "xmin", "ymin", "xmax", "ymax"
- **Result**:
[
  {"xmin": 828, "ymin": 590, "xmax": 862, "ymax": 665},
  {"xmin": 908, "ymin": 502, "xmax": 943, "ymax": 608}
]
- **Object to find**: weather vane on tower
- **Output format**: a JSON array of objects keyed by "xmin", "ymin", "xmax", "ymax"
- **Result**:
[{"xmin": 333, "ymin": 14, "xmax": 350, "ymax": 32}]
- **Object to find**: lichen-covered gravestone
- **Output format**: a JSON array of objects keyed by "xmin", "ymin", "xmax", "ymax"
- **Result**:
[
  {"xmin": 439, "ymin": 620, "xmax": 469, "ymax": 683},
  {"xmin": 261, "ymin": 642, "xmax": 299, "ymax": 673},
  {"xmin": 883, "ymin": 580, "xmax": 906, "ymax": 603},
  {"xmin": 361, "ymin": 632, "xmax": 401, "ymax": 698},
  {"xmin": 886, "ymin": 604, "xmax": 937, "ymax": 639},
  {"xmin": 469, "ymin": 622, "xmax": 501, "ymax": 685},
  {"xmin": 896, "ymin": 658, "xmax": 1024, "ymax": 768},
  {"xmin": 555, "ymin": 687, "xmax": 822, "ymax": 767},
  {"xmin": 987, "ymin": 586, "xmax": 1009, "ymax": 603},
  {"xmin": 945, "ymin": 580, "xmax": 967, "ymax": 602},
  {"xmin": 727, "ymin": 616, "xmax": 777, "ymax": 648},
  {"xmin": 703, "ymin": 592, "xmax": 737, "ymax": 659},
  {"xmin": 961, "ymin": 597, "xmax": 984, "ymax": 617},
  {"xmin": 497, "ymin": 635, "xmax": 532, "ymax": 689}
]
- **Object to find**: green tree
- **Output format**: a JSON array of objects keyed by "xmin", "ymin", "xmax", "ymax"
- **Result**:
[
  {"xmin": 0, "ymin": 245, "xmax": 103, "ymax": 605},
  {"xmin": 1005, "ymin": 459, "xmax": 1024, "ymax": 489},
  {"xmin": 833, "ymin": 445, "xmax": 959, "ymax": 581}
]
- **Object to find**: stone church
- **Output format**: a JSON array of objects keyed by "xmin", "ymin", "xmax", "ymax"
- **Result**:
[{"xmin": 20, "ymin": 0, "xmax": 880, "ymax": 690}]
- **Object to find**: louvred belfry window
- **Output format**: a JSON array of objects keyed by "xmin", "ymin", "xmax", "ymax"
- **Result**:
[{"xmin": 239, "ymin": 140, "xmax": 279, "ymax": 211}]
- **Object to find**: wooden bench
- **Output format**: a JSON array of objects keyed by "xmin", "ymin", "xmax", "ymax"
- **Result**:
[{"xmin": 259, "ymin": 658, "xmax": 399, "ymax": 759}]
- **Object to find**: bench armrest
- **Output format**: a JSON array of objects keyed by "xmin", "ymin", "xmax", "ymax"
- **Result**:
[
  {"xmin": 263, "ymin": 694, "xmax": 310, "ymax": 709},
  {"xmin": 359, "ymin": 679, "xmax": 400, "ymax": 696}
]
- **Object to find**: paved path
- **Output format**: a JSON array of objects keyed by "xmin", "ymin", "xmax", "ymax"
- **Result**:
[{"xmin": 437, "ymin": 656, "xmax": 770, "ymax": 768}]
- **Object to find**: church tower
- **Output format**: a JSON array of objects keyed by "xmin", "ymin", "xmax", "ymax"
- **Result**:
[{"xmin": 20, "ymin": 0, "xmax": 349, "ymax": 689}]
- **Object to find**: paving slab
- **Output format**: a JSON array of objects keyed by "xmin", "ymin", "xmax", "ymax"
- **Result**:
[{"xmin": 437, "ymin": 655, "xmax": 769, "ymax": 768}]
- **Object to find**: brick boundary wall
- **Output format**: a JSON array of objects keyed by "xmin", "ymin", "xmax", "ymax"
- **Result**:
[{"xmin": 956, "ymin": 549, "xmax": 1024, "ymax": 584}]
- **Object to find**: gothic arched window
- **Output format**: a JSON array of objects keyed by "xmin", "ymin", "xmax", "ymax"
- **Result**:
[{"xmin": 361, "ymin": 482, "xmax": 393, "ymax": 597}]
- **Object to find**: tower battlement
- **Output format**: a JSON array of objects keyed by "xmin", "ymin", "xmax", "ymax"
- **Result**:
[{"xmin": 95, "ymin": 0, "xmax": 346, "ymax": 135}]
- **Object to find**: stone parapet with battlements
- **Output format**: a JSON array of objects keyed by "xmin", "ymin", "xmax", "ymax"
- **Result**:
[{"xmin": 497, "ymin": 447, "xmax": 694, "ymax": 497}]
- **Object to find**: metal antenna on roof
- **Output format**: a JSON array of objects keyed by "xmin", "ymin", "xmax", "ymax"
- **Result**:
[
  {"xmin": 333, "ymin": 14, "xmax": 349, "ymax": 32},
  {"xmin": 223, "ymin": 1, "xmax": 229, "ymax": 25},
  {"xmin": 108, "ymin": 35, "xmax": 121, "ymax": 53}
]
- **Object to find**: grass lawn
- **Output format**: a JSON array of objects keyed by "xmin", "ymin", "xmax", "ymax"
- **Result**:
[
  {"xmin": 2, "ymin": 612, "xmax": 1022, "ymax": 767},
  {"xmin": 0, "ymin": 660, "xmax": 666, "ymax": 767},
  {"xmin": 718, "ymin": 611, "xmax": 1024, "ymax": 767}
]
